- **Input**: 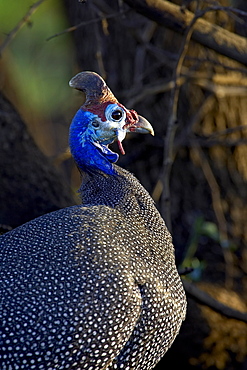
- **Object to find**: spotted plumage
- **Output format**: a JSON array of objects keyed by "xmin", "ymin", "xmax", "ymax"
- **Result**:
[{"xmin": 0, "ymin": 72, "xmax": 186, "ymax": 370}]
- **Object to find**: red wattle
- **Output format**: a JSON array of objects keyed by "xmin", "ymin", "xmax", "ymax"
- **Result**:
[{"xmin": 117, "ymin": 140, "xmax": 125, "ymax": 155}]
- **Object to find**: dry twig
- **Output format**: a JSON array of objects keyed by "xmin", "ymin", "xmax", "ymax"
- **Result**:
[
  {"xmin": 190, "ymin": 146, "xmax": 234, "ymax": 288},
  {"xmin": 161, "ymin": 8, "xmax": 199, "ymax": 231},
  {"xmin": 183, "ymin": 280, "xmax": 247, "ymax": 323},
  {"xmin": 0, "ymin": 0, "xmax": 46, "ymax": 56},
  {"xmin": 47, "ymin": 10, "xmax": 127, "ymax": 41},
  {"xmin": 123, "ymin": 0, "xmax": 247, "ymax": 65}
]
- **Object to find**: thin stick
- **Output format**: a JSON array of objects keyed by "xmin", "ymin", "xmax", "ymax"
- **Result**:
[
  {"xmin": 47, "ymin": 11, "xmax": 127, "ymax": 41},
  {"xmin": 0, "ymin": 0, "xmax": 46, "ymax": 56},
  {"xmin": 191, "ymin": 145, "xmax": 234, "ymax": 289},
  {"xmin": 183, "ymin": 280, "xmax": 247, "ymax": 323},
  {"xmin": 123, "ymin": 0, "xmax": 247, "ymax": 66},
  {"xmin": 161, "ymin": 12, "xmax": 199, "ymax": 231}
]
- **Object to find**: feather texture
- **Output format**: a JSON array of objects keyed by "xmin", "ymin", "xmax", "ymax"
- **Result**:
[{"xmin": 0, "ymin": 72, "xmax": 186, "ymax": 370}]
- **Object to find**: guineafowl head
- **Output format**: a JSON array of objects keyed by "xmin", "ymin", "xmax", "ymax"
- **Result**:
[{"xmin": 69, "ymin": 71, "xmax": 154, "ymax": 175}]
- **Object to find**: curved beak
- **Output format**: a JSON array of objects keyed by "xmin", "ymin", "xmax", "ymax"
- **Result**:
[
  {"xmin": 117, "ymin": 114, "xmax": 154, "ymax": 155},
  {"xmin": 126, "ymin": 115, "xmax": 154, "ymax": 136}
]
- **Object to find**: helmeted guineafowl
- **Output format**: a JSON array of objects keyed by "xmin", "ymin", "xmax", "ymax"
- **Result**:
[{"xmin": 0, "ymin": 71, "xmax": 186, "ymax": 370}]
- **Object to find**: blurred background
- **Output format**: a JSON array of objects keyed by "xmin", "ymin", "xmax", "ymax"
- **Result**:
[{"xmin": 0, "ymin": 0, "xmax": 247, "ymax": 368}]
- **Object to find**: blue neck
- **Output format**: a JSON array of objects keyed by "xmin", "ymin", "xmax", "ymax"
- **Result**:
[{"xmin": 69, "ymin": 109, "xmax": 118, "ymax": 176}]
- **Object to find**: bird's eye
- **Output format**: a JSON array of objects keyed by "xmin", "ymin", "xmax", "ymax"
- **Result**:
[
  {"xmin": 111, "ymin": 110, "xmax": 123, "ymax": 121},
  {"xmin": 105, "ymin": 104, "xmax": 126, "ymax": 122}
]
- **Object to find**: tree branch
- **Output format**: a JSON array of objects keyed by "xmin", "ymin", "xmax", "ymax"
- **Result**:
[
  {"xmin": 161, "ymin": 6, "xmax": 199, "ymax": 231},
  {"xmin": 183, "ymin": 280, "xmax": 247, "ymax": 323},
  {"xmin": 123, "ymin": 0, "xmax": 247, "ymax": 66},
  {"xmin": 0, "ymin": 0, "xmax": 46, "ymax": 56},
  {"xmin": 47, "ymin": 11, "xmax": 126, "ymax": 41}
]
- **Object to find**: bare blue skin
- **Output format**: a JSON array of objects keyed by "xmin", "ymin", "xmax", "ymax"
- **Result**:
[{"xmin": 69, "ymin": 108, "xmax": 120, "ymax": 176}]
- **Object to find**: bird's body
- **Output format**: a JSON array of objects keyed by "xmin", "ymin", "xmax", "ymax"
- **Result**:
[{"xmin": 0, "ymin": 72, "xmax": 186, "ymax": 369}]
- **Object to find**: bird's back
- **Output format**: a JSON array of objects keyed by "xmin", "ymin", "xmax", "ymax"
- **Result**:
[{"xmin": 0, "ymin": 166, "xmax": 186, "ymax": 370}]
